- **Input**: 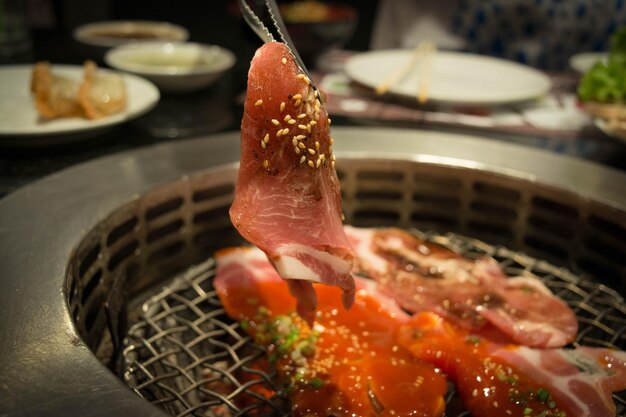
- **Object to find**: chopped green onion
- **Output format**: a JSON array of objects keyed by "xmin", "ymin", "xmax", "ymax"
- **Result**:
[
  {"xmin": 537, "ymin": 388, "xmax": 550, "ymax": 403},
  {"xmin": 466, "ymin": 336, "xmax": 481, "ymax": 345},
  {"xmin": 309, "ymin": 378, "xmax": 325, "ymax": 389}
]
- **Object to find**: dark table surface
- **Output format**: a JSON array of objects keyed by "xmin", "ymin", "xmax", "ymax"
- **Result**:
[{"xmin": 2, "ymin": 24, "xmax": 626, "ymax": 200}]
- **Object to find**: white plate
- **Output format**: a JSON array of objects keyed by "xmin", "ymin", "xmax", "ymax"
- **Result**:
[
  {"xmin": 345, "ymin": 50, "xmax": 552, "ymax": 106},
  {"xmin": 0, "ymin": 65, "xmax": 160, "ymax": 141},
  {"xmin": 569, "ymin": 52, "xmax": 608, "ymax": 74}
]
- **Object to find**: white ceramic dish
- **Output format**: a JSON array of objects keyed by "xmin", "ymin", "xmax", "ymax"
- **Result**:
[
  {"xmin": 345, "ymin": 50, "xmax": 552, "ymax": 106},
  {"xmin": 73, "ymin": 20, "xmax": 189, "ymax": 48},
  {"xmin": 105, "ymin": 42, "xmax": 236, "ymax": 93},
  {"xmin": 0, "ymin": 65, "xmax": 160, "ymax": 141},
  {"xmin": 569, "ymin": 52, "xmax": 609, "ymax": 74}
]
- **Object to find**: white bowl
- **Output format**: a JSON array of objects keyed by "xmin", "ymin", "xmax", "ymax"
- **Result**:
[
  {"xmin": 569, "ymin": 51, "xmax": 609, "ymax": 74},
  {"xmin": 74, "ymin": 20, "xmax": 189, "ymax": 48},
  {"xmin": 105, "ymin": 42, "xmax": 236, "ymax": 93}
]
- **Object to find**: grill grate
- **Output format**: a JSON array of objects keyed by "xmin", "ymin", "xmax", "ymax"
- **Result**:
[
  {"xmin": 123, "ymin": 261, "xmax": 288, "ymax": 417},
  {"xmin": 122, "ymin": 230, "xmax": 626, "ymax": 417}
]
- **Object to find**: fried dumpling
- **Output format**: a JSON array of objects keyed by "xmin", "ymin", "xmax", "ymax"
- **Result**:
[
  {"xmin": 79, "ymin": 60, "xmax": 127, "ymax": 119},
  {"xmin": 31, "ymin": 60, "xmax": 127, "ymax": 120},
  {"xmin": 31, "ymin": 61, "xmax": 83, "ymax": 119}
]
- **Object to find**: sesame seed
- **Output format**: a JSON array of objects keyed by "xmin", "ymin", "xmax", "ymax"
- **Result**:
[
  {"xmin": 261, "ymin": 140, "xmax": 266, "ymax": 149},
  {"xmin": 316, "ymin": 158, "xmax": 321, "ymax": 167},
  {"xmin": 298, "ymin": 142, "xmax": 306, "ymax": 149},
  {"xmin": 280, "ymin": 102, "xmax": 285, "ymax": 112},
  {"xmin": 330, "ymin": 138, "xmax": 335, "ymax": 144},
  {"xmin": 282, "ymin": 128, "xmax": 289, "ymax": 135},
  {"xmin": 288, "ymin": 119, "xmax": 296, "ymax": 125},
  {"xmin": 263, "ymin": 160, "xmax": 269, "ymax": 168},
  {"xmin": 263, "ymin": 133, "xmax": 270, "ymax": 143},
  {"xmin": 308, "ymin": 148, "xmax": 316, "ymax": 155},
  {"xmin": 315, "ymin": 98, "xmax": 321, "ymax": 106},
  {"xmin": 314, "ymin": 113, "xmax": 319, "ymax": 120},
  {"xmin": 281, "ymin": 57, "xmax": 287, "ymax": 65},
  {"xmin": 315, "ymin": 141, "xmax": 320, "ymax": 150},
  {"xmin": 307, "ymin": 124, "xmax": 312, "ymax": 133},
  {"xmin": 276, "ymin": 129, "xmax": 283, "ymax": 137},
  {"xmin": 331, "ymin": 160, "xmax": 335, "ymax": 168},
  {"xmin": 472, "ymin": 389, "xmax": 478, "ymax": 397},
  {"xmin": 320, "ymin": 153, "xmax": 325, "ymax": 160},
  {"xmin": 294, "ymin": 99, "xmax": 302, "ymax": 107},
  {"xmin": 295, "ymin": 134, "xmax": 306, "ymax": 140},
  {"xmin": 292, "ymin": 138, "xmax": 298, "ymax": 146},
  {"xmin": 493, "ymin": 402, "xmax": 499, "ymax": 408},
  {"xmin": 295, "ymin": 147, "xmax": 301, "ymax": 154},
  {"xmin": 328, "ymin": 118, "xmax": 332, "ymax": 125},
  {"xmin": 284, "ymin": 115, "xmax": 292, "ymax": 122},
  {"xmin": 255, "ymin": 99, "xmax": 263, "ymax": 106},
  {"xmin": 293, "ymin": 94, "xmax": 303, "ymax": 100},
  {"xmin": 300, "ymin": 156, "xmax": 306, "ymax": 164},
  {"xmin": 297, "ymin": 113, "xmax": 306, "ymax": 119},
  {"xmin": 308, "ymin": 160, "xmax": 315, "ymax": 168},
  {"xmin": 331, "ymin": 154, "xmax": 336, "ymax": 161},
  {"xmin": 297, "ymin": 74, "xmax": 305, "ymax": 80},
  {"xmin": 303, "ymin": 77, "xmax": 310, "ymax": 85},
  {"xmin": 271, "ymin": 119, "xmax": 280, "ymax": 126},
  {"xmin": 309, "ymin": 120, "xmax": 317, "ymax": 126},
  {"xmin": 298, "ymin": 124, "xmax": 307, "ymax": 130}
]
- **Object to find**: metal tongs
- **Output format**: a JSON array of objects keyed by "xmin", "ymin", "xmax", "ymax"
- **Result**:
[{"xmin": 238, "ymin": 0, "xmax": 320, "ymax": 98}]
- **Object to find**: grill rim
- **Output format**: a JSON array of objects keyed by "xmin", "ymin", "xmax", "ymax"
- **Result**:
[{"xmin": 1, "ymin": 127, "xmax": 626, "ymax": 416}]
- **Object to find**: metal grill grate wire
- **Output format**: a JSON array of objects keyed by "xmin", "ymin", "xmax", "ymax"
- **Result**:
[{"xmin": 122, "ymin": 230, "xmax": 626, "ymax": 417}]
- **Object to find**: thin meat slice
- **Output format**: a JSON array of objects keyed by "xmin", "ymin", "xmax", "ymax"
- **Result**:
[
  {"xmin": 397, "ymin": 312, "xmax": 626, "ymax": 417},
  {"xmin": 214, "ymin": 246, "xmax": 447, "ymax": 417},
  {"xmin": 345, "ymin": 226, "xmax": 578, "ymax": 348},
  {"xmin": 230, "ymin": 42, "xmax": 354, "ymax": 322}
]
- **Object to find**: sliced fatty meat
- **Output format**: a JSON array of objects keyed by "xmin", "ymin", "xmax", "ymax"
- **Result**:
[
  {"xmin": 345, "ymin": 226, "xmax": 578, "ymax": 348},
  {"xmin": 214, "ymin": 246, "xmax": 448, "ymax": 417},
  {"xmin": 397, "ymin": 312, "xmax": 626, "ymax": 417},
  {"xmin": 230, "ymin": 42, "xmax": 355, "ymax": 322}
]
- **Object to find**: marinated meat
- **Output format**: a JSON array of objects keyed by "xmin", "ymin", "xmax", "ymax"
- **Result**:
[
  {"xmin": 398, "ymin": 312, "xmax": 626, "ymax": 417},
  {"xmin": 214, "ymin": 246, "xmax": 448, "ymax": 417}
]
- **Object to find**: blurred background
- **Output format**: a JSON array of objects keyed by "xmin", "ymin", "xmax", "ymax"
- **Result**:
[
  {"xmin": 17, "ymin": 0, "xmax": 378, "ymax": 89},
  {"xmin": 1, "ymin": 0, "xmax": 626, "ymax": 197}
]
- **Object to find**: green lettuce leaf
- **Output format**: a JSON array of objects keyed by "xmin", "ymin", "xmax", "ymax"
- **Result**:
[{"xmin": 578, "ymin": 26, "xmax": 626, "ymax": 103}]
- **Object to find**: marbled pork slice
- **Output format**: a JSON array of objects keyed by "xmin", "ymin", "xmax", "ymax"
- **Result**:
[
  {"xmin": 230, "ymin": 42, "xmax": 355, "ymax": 322},
  {"xmin": 345, "ymin": 226, "xmax": 578, "ymax": 348}
]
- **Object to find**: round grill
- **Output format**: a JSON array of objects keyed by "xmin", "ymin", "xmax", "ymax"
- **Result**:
[
  {"xmin": 3, "ymin": 128, "xmax": 626, "ymax": 417},
  {"xmin": 121, "ymin": 230, "xmax": 626, "ymax": 417}
]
